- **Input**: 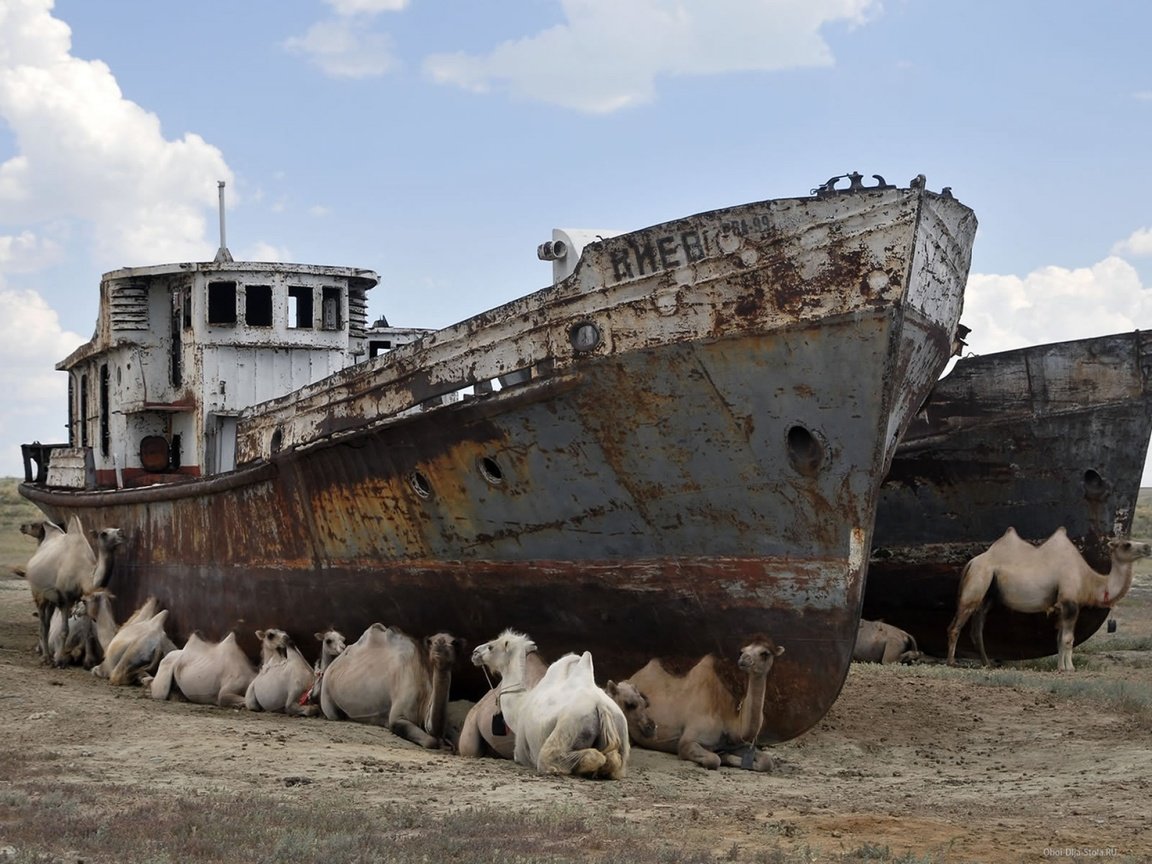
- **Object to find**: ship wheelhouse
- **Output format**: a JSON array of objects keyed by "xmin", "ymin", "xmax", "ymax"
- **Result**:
[{"xmin": 27, "ymin": 260, "xmax": 381, "ymax": 490}]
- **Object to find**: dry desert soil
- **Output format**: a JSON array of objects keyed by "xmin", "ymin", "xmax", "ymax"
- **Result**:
[{"xmin": 2, "ymin": 567, "xmax": 1151, "ymax": 864}]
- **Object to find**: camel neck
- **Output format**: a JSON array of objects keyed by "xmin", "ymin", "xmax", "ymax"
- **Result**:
[
  {"xmin": 92, "ymin": 548, "xmax": 115, "ymax": 590},
  {"xmin": 1100, "ymin": 560, "xmax": 1135, "ymax": 606},
  {"xmin": 737, "ymin": 673, "xmax": 768, "ymax": 744},
  {"xmin": 424, "ymin": 666, "xmax": 452, "ymax": 739},
  {"xmin": 93, "ymin": 602, "xmax": 118, "ymax": 652}
]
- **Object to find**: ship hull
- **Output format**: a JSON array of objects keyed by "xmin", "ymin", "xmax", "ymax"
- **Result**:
[
  {"xmin": 22, "ymin": 185, "xmax": 976, "ymax": 742},
  {"xmin": 867, "ymin": 331, "xmax": 1152, "ymax": 660}
]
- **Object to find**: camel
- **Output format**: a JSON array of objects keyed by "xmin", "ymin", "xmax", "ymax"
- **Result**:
[
  {"xmin": 23, "ymin": 517, "xmax": 122, "ymax": 661},
  {"xmin": 853, "ymin": 619, "xmax": 921, "ymax": 664},
  {"xmin": 150, "ymin": 632, "xmax": 256, "ymax": 707},
  {"xmin": 622, "ymin": 636, "xmax": 784, "ymax": 771},
  {"xmin": 604, "ymin": 679, "xmax": 658, "ymax": 739},
  {"xmin": 46, "ymin": 600, "xmax": 88, "ymax": 666},
  {"xmin": 245, "ymin": 629, "xmax": 320, "ymax": 716},
  {"xmin": 470, "ymin": 630, "xmax": 629, "ymax": 779},
  {"xmin": 92, "ymin": 595, "xmax": 175, "ymax": 685},
  {"xmin": 320, "ymin": 624, "xmax": 463, "ymax": 749},
  {"xmin": 305, "ymin": 628, "xmax": 347, "ymax": 708},
  {"xmin": 947, "ymin": 527, "xmax": 1152, "ymax": 671},
  {"xmin": 458, "ymin": 648, "xmax": 549, "ymax": 759}
]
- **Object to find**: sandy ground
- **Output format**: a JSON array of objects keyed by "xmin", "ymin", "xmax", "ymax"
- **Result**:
[{"xmin": 2, "ymin": 572, "xmax": 1150, "ymax": 863}]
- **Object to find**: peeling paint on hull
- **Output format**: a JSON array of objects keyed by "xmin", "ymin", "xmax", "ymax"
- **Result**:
[
  {"xmin": 868, "ymin": 331, "xmax": 1152, "ymax": 659},
  {"xmin": 21, "ymin": 182, "xmax": 976, "ymax": 743}
]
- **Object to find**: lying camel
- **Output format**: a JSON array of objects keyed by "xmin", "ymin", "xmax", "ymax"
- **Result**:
[
  {"xmin": 245, "ymin": 629, "xmax": 319, "ymax": 716},
  {"xmin": 605, "ymin": 679, "xmax": 657, "ymax": 739},
  {"xmin": 24, "ymin": 517, "xmax": 122, "ymax": 660},
  {"xmin": 305, "ymin": 628, "xmax": 346, "ymax": 708},
  {"xmin": 471, "ymin": 630, "xmax": 629, "ymax": 779},
  {"xmin": 320, "ymin": 624, "xmax": 463, "ymax": 749},
  {"xmin": 92, "ymin": 596, "xmax": 175, "ymax": 685},
  {"xmin": 947, "ymin": 527, "xmax": 1152, "ymax": 671},
  {"xmin": 853, "ymin": 619, "xmax": 921, "ymax": 664},
  {"xmin": 150, "ymin": 632, "xmax": 256, "ymax": 707},
  {"xmin": 622, "ymin": 636, "xmax": 784, "ymax": 771},
  {"xmin": 458, "ymin": 649, "xmax": 549, "ymax": 759}
]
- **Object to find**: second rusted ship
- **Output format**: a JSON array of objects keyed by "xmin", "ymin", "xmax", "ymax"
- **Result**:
[
  {"xmin": 20, "ymin": 174, "xmax": 976, "ymax": 742},
  {"xmin": 867, "ymin": 330, "xmax": 1152, "ymax": 659}
]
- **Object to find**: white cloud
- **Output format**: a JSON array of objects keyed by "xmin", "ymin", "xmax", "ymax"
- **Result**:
[
  {"xmin": 962, "ymin": 256, "xmax": 1152, "ymax": 357},
  {"xmin": 424, "ymin": 0, "xmax": 877, "ymax": 113},
  {"xmin": 325, "ymin": 0, "xmax": 409, "ymax": 13},
  {"xmin": 1134, "ymin": 90, "xmax": 1152, "ymax": 101},
  {"xmin": 284, "ymin": 18, "xmax": 400, "ymax": 78},
  {"xmin": 0, "ymin": 0, "xmax": 232, "ymax": 270},
  {"xmin": 241, "ymin": 242, "xmax": 290, "ymax": 262},
  {"xmin": 1112, "ymin": 228, "xmax": 1152, "ymax": 258},
  {"xmin": 0, "ymin": 230, "xmax": 62, "ymax": 272}
]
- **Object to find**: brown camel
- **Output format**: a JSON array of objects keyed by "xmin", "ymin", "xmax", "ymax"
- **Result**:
[
  {"xmin": 24, "ymin": 518, "xmax": 122, "ymax": 662},
  {"xmin": 320, "ymin": 624, "xmax": 463, "ymax": 749},
  {"xmin": 149, "ymin": 632, "xmax": 256, "ymax": 706},
  {"xmin": 622, "ymin": 636, "xmax": 784, "ymax": 771},
  {"xmin": 853, "ymin": 619, "xmax": 921, "ymax": 664},
  {"xmin": 245, "ymin": 629, "xmax": 320, "ymax": 716},
  {"xmin": 947, "ymin": 527, "xmax": 1152, "ymax": 671},
  {"xmin": 605, "ymin": 679, "xmax": 658, "ymax": 739}
]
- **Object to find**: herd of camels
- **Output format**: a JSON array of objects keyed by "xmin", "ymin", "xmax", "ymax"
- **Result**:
[{"xmin": 17, "ymin": 513, "xmax": 1152, "ymax": 780}]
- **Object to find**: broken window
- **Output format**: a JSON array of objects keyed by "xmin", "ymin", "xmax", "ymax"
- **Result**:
[
  {"xmin": 245, "ymin": 284, "xmax": 273, "ymax": 327},
  {"xmin": 369, "ymin": 339, "xmax": 392, "ymax": 358},
  {"xmin": 207, "ymin": 280, "xmax": 237, "ymax": 325},
  {"xmin": 321, "ymin": 286, "xmax": 342, "ymax": 330},
  {"xmin": 99, "ymin": 364, "xmax": 110, "ymax": 457},
  {"xmin": 288, "ymin": 286, "xmax": 313, "ymax": 329},
  {"xmin": 79, "ymin": 374, "xmax": 89, "ymax": 448}
]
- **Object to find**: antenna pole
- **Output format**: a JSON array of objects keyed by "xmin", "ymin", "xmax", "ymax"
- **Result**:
[{"xmin": 214, "ymin": 180, "xmax": 234, "ymax": 263}]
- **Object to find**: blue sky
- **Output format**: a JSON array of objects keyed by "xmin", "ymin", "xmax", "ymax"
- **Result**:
[{"xmin": 2, "ymin": 0, "xmax": 1152, "ymax": 481}]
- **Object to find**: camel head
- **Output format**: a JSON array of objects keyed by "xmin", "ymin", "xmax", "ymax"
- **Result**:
[
  {"xmin": 425, "ymin": 632, "xmax": 465, "ymax": 672},
  {"xmin": 605, "ymin": 679, "xmax": 657, "ymax": 739},
  {"xmin": 1109, "ymin": 538, "xmax": 1152, "ymax": 564},
  {"xmin": 20, "ymin": 521, "xmax": 48, "ymax": 542},
  {"xmin": 315, "ymin": 629, "xmax": 346, "ymax": 661},
  {"xmin": 90, "ymin": 527, "xmax": 124, "ymax": 553},
  {"xmin": 471, "ymin": 629, "xmax": 535, "ymax": 675},
  {"xmin": 737, "ymin": 636, "xmax": 785, "ymax": 677},
  {"xmin": 82, "ymin": 588, "xmax": 114, "ymax": 621},
  {"xmin": 256, "ymin": 628, "xmax": 294, "ymax": 660}
]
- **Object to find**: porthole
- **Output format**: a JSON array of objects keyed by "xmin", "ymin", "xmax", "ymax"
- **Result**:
[
  {"xmin": 1082, "ymin": 469, "xmax": 1108, "ymax": 501},
  {"xmin": 569, "ymin": 321, "xmax": 601, "ymax": 353},
  {"xmin": 410, "ymin": 470, "xmax": 432, "ymax": 498},
  {"xmin": 270, "ymin": 428, "xmax": 283, "ymax": 454},
  {"xmin": 478, "ymin": 456, "xmax": 504, "ymax": 485},
  {"xmin": 786, "ymin": 425, "xmax": 824, "ymax": 478}
]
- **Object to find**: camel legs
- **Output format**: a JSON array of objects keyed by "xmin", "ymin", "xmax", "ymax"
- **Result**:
[
  {"xmin": 388, "ymin": 717, "xmax": 441, "ymax": 750},
  {"xmin": 677, "ymin": 737, "xmax": 722, "ymax": 770},
  {"xmin": 946, "ymin": 603, "xmax": 979, "ymax": 666},
  {"xmin": 1056, "ymin": 600, "xmax": 1079, "ymax": 672},
  {"xmin": 969, "ymin": 602, "xmax": 993, "ymax": 668},
  {"xmin": 719, "ymin": 747, "xmax": 776, "ymax": 772}
]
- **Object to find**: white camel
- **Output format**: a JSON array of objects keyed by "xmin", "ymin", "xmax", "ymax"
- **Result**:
[
  {"xmin": 470, "ymin": 629, "xmax": 629, "ymax": 779},
  {"xmin": 320, "ymin": 624, "xmax": 462, "ymax": 749},
  {"xmin": 92, "ymin": 596, "xmax": 176, "ymax": 685},
  {"xmin": 947, "ymin": 527, "xmax": 1152, "ymax": 671},
  {"xmin": 24, "ymin": 517, "xmax": 122, "ymax": 661},
  {"xmin": 245, "ymin": 629, "xmax": 320, "ymax": 716},
  {"xmin": 150, "ymin": 632, "xmax": 256, "ymax": 707},
  {"xmin": 305, "ymin": 629, "xmax": 347, "ymax": 708}
]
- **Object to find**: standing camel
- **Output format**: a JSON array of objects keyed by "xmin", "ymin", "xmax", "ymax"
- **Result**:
[
  {"xmin": 24, "ymin": 517, "xmax": 122, "ymax": 661},
  {"xmin": 947, "ymin": 527, "xmax": 1152, "ymax": 671}
]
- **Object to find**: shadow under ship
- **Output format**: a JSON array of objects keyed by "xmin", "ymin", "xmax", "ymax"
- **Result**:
[
  {"xmin": 20, "ymin": 174, "xmax": 976, "ymax": 742},
  {"xmin": 867, "ymin": 330, "xmax": 1152, "ymax": 660}
]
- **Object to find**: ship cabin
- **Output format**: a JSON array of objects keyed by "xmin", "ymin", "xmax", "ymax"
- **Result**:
[{"xmin": 24, "ymin": 259, "xmax": 427, "ymax": 491}]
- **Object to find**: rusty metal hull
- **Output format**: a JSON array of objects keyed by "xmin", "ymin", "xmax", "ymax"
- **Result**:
[
  {"xmin": 867, "ymin": 331, "xmax": 1152, "ymax": 659},
  {"xmin": 20, "ymin": 184, "xmax": 976, "ymax": 743}
]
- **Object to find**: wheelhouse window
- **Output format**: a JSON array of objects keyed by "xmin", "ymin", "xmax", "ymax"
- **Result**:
[
  {"xmin": 288, "ymin": 286, "xmax": 313, "ymax": 329},
  {"xmin": 245, "ymin": 284, "xmax": 273, "ymax": 327},
  {"xmin": 207, "ymin": 280, "xmax": 237, "ymax": 325},
  {"xmin": 321, "ymin": 286, "xmax": 342, "ymax": 330},
  {"xmin": 369, "ymin": 339, "xmax": 392, "ymax": 358},
  {"xmin": 79, "ymin": 373, "xmax": 89, "ymax": 448},
  {"xmin": 99, "ymin": 364, "xmax": 110, "ymax": 457}
]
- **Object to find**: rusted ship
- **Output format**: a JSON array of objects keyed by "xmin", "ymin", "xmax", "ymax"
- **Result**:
[
  {"xmin": 867, "ymin": 330, "xmax": 1152, "ymax": 659},
  {"xmin": 19, "ymin": 174, "xmax": 976, "ymax": 742}
]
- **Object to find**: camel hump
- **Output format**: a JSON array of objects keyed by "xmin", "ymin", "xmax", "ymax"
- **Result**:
[{"xmin": 578, "ymin": 651, "xmax": 595, "ymax": 678}]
